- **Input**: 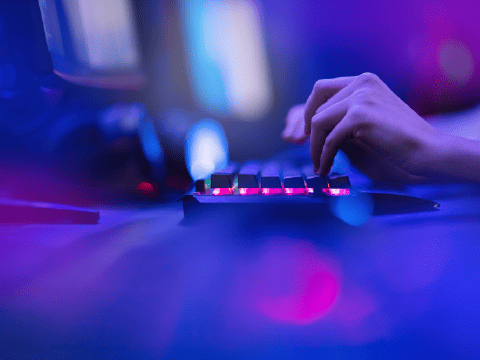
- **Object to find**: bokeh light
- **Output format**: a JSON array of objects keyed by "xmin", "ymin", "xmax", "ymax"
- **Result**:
[
  {"xmin": 329, "ymin": 191, "xmax": 373, "ymax": 226},
  {"xmin": 99, "ymin": 103, "xmax": 146, "ymax": 139},
  {"xmin": 136, "ymin": 181, "xmax": 159, "ymax": 198},
  {"xmin": 330, "ymin": 150, "xmax": 351, "ymax": 174},
  {"xmin": 138, "ymin": 117, "xmax": 165, "ymax": 165},
  {"xmin": 232, "ymin": 239, "xmax": 341, "ymax": 325},
  {"xmin": 185, "ymin": 119, "xmax": 229, "ymax": 181},
  {"xmin": 439, "ymin": 39, "xmax": 474, "ymax": 86},
  {"xmin": 181, "ymin": 0, "xmax": 273, "ymax": 120}
]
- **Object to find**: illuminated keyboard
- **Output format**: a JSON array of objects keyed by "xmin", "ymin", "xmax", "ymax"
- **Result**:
[
  {"xmin": 194, "ymin": 161, "xmax": 351, "ymax": 196},
  {"xmin": 180, "ymin": 161, "xmax": 440, "ymax": 221}
]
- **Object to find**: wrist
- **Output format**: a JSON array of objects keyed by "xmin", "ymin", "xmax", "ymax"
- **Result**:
[{"xmin": 418, "ymin": 133, "xmax": 480, "ymax": 183}]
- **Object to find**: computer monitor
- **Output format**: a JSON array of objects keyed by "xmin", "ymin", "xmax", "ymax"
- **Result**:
[
  {"xmin": 35, "ymin": 0, "xmax": 287, "ymax": 163},
  {"xmin": 38, "ymin": 0, "xmax": 145, "ymax": 89}
]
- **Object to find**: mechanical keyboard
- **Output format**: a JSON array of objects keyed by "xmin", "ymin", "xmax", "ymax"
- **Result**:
[{"xmin": 180, "ymin": 161, "xmax": 440, "ymax": 222}]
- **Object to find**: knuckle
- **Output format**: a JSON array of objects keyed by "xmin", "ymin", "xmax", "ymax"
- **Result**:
[
  {"xmin": 346, "ymin": 109, "xmax": 370, "ymax": 140},
  {"xmin": 314, "ymin": 79, "xmax": 326, "ymax": 90},
  {"xmin": 349, "ymin": 104, "xmax": 366, "ymax": 118},
  {"xmin": 358, "ymin": 72, "xmax": 380, "ymax": 86},
  {"xmin": 354, "ymin": 88, "xmax": 377, "ymax": 107}
]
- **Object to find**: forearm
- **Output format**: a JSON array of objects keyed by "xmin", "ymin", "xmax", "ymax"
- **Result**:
[
  {"xmin": 426, "ymin": 105, "xmax": 480, "ymax": 141},
  {"xmin": 420, "ymin": 134, "xmax": 480, "ymax": 183}
]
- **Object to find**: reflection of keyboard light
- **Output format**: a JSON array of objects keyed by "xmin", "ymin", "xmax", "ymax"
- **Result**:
[
  {"xmin": 212, "ymin": 188, "xmax": 234, "ymax": 195},
  {"xmin": 285, "ymin": 188, "xmax": 306, "ymax": 195},
  {"xmin": 322, "ymin": 188, "xmax": 350, "ymax": 196},
  {"xmin": 239, "ymin": 188, "xmax": 259, "ymax": 195},
  {"xmin": 261, "ymin": 188, "xmax": 283, "ymax": 195}
]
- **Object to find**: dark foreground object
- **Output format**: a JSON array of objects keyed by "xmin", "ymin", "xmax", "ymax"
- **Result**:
[{"xmin": 181, "ymin": 191, "xmax": 439, "ymax": 220}]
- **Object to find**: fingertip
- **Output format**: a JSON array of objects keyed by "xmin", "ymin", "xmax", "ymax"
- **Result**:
[
  {"xmin": 282, "ymin": 126, "xmax": 292, "ymax": 139},
  {"xmin": 319, "ymin": 159, "xmax": 333, "ymax": 176}
]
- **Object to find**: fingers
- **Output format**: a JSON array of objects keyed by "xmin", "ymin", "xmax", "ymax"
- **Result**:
[
  {"xmin": 310, "ymin": 98, "xmax": 350, "ymax": 173},
  {"xmin": 319, "ymin": 114, "xmax": 353, "ymax": 175},
  {"xmin": 292, "ymin": 120, "xmax": 308, "ymax": 144},
  {"xmin": 282, "ymin": 115, "xmax": 304, "ymax": 143},
  {"xmin": 304, "ymin": 76, "xmax": 356, "ymax": 135},
  {"xmin": 282, "ymin": 104, "xmax": 307, "ymax": 143}
]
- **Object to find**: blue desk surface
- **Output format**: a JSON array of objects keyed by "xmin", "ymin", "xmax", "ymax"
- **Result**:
[{"xmin": 1, "ymin": 181, "xmax": 480, "ymax": 359}]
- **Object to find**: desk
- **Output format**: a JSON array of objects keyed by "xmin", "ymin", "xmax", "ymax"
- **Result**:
[{"xmin": 1, "ymin": 184, "xmax": 480, "ymax": 359}]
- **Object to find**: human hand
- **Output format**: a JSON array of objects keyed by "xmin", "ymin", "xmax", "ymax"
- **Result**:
[
  {"xmin": 301, "ymin": 73, "xmax": 448, "ymax": 179},
  {"xmin": 281, "ymin": 103, "xmax": 309, "ymax": 145}
]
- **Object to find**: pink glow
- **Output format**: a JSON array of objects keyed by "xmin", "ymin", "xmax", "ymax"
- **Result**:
[
  {"xmin": 239, "ymin": 188, "xmax": 260, "ymax": 195},
  {"xmin": 212, "ymin": 188, "xmax": 234, "ymax": 195},
  {"xmin": 307, "ymin": 188, "xmax": 314, "ymax": 194},
  {"xmin": 285, "ymin": 188, "xmax": 307, "ymax": 195},
  {"xmin": 261, "ymin": 188, "xmax": 283, "ymax": 195},
  {"xmin": 251, "ymin": 240, "xmax": 341, "ymax": 324},
  {"xmin": 322, "ymin": 188, "xmax": 351, "ymax": 196}
]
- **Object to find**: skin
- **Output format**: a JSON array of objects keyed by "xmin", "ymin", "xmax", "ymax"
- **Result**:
[{"xmin": 282, "ymin": 72, "xmax": 480, "ymax": 183}]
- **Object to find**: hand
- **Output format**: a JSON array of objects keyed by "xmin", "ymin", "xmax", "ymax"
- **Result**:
[
  {"xmin": 301, "ymin": 72, "xmax": 448, "ymax": 180},
  {"xmin": 281, "ymin": 104, "xmax": 308, "ymax": 145}
]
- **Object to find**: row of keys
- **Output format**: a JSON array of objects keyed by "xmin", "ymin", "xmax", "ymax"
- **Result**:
[{"xmin": 195, "ymin": 162, "xmax": 351, "ymax": 194}]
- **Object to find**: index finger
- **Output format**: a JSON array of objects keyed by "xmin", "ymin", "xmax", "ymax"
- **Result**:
[{"xmin": 304, "ymin": 76, "xmax": 356, "ymax": 135}]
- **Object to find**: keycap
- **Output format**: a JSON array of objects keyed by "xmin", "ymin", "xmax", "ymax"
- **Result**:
[
  {"xmin": 260, "ymin": 162, "xmax": 282, "ymax": 189},
  {"xmin": 211, "ymin": 163, "xmax": 238, "ymax": 188},
  {"xmin": 195, "ymin": 179, "xmax": 206, "ymax": 192},
  {"xmin": 238, "ymin": 162, "xmax": 261, "ymax": 188},
  {"xmin": 301, "ymin": 164, "xmax": 328, "ymax": 190},
  {"xmin": 283, "ymin": 167, "xmax": 305, "ymax": 189},
  {"xmin": 327, "ymin": 175, "xmax": 351, "ymax": 188}
]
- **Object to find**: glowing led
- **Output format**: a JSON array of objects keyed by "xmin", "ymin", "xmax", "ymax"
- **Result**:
[
  {"xmin": 307, "ymin": 188, "xmax": 314, "ymax": 194},
  {"xmin": 262, "ymin": 188, "xmax": 283, "ymax": 195},
  {"xmin": 185, "ymin": 119, "xmax": 228, "ymax": 181},
  {"xmin": 212, "ymin": 188, "xmax": 233, "ymax": 195},
  {"xmin": 330, "ymin": 188, "xmax": 350, "ymax": 196},
  {"xmin": 239, "ymin": 188, "xmax": 259, "ymax": 195},
  {"xmin": 322, "ymin": 188, "xmax": 350, "ymax": 196},
  {"xmin": 285, "ymin": 188, "xmax": 306, "ymax": 195}
]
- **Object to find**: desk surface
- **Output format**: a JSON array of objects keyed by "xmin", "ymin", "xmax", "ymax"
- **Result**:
[{"xmin": 1, "ymin": 183, "xmax": 480, "ymax": 359}]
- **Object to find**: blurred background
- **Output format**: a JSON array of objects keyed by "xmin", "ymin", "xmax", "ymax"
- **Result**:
[{"xmin": 0, "ymin": 0, "xmax": 479, "ymax": 205}]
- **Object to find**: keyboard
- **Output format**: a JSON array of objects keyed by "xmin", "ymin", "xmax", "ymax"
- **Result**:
[{"xmin": 180, "ymin": 161, "xmax": 440, "ymax": 222}]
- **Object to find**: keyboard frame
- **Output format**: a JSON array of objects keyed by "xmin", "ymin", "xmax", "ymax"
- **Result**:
[{"xmin": 180, "ymin": 189, "xmax": 440, "ymax": 220}]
